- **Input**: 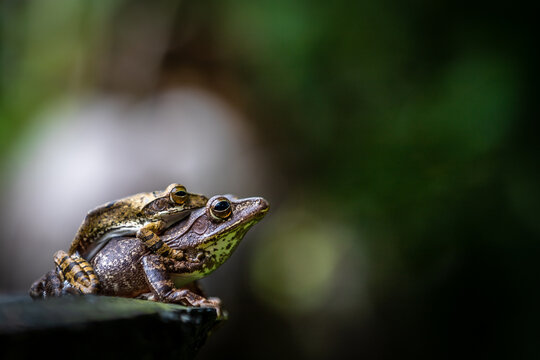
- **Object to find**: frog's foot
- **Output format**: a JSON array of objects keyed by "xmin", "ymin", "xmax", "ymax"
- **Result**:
[
  {"xmin": 141, "ymin": 254, "xmax": 223, "ymax": 317},
  {"xmin": 165, "ymin": 290, "xmax": 222, "ymax": 317},
  {"xmin": 136, "ymin": 292, "xmax": 221, "ymax": 316},
  {"xmin": 54, "ymin": 250, "xmax": 99, "ymax": 294},
  {"xmin": 137, "ymin": 222, "xmax": 184, "ymax": 261},
  {"xmin": 29, "ymin": 269, "xmax": 64, "ymax": 298},
  {"xmin": 29, "ymin": 268, "xmax": 84, "ymax": 298}
]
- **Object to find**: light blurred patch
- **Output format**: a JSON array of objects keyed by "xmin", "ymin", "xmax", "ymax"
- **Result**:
[
  {"xmin": 0, "ymin": 88, "xmax": 269, "ymax": 292},
  {"xmin": 249, "ymin": 201, "xmax": 366, "ymax": 315}
]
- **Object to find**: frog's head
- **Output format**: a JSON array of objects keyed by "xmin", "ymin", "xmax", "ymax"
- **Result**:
[
  {"xmin": 141, "ymin": 183, "xmax": 208, "ymax": 224},
  {"xmin": 164, "ymin": 194, "xmax": 269, "ymax": 279}
]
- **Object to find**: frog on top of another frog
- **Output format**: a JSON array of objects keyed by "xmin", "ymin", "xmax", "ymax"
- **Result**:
[
  {"xmin": 30, "ymin": 194, "xmax": 269, "ymax": 316},
  {"xmin": 52, "ymin": 183, "xmax": 208, "ymax": 294}
]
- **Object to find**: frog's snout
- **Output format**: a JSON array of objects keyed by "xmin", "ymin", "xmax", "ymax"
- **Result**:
[{"xmin": 256, "ymin": 197, "xmax": 269, "ymax": 215}]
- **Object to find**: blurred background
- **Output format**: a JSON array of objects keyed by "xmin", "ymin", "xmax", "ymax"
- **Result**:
[{"xmin": 1, "ymin": 0, "xmax": 539, "ymax": 359}]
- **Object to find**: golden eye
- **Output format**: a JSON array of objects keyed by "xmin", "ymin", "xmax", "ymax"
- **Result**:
[
  {"xmin": 169, "ymin": 185, "xmax": 188, "ymax": 204},
  {"xmin": 210, "ymin": 198, "xmax": 232, "ymax": 219}
]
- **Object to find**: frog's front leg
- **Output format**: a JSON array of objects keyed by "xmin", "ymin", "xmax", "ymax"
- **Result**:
[
  {"xmin": 137, "ymin": 221, "xmax": 184, "ymax": 260},
  {"xmin": 140, "ymin": 254, "xmax": 221, "ymax": 315},
  {"xmin": 53, "ymin": 250, "xmax": 99, "ymax": 294}
]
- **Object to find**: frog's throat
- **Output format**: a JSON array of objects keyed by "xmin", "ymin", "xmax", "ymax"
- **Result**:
[
  {"xmin": 171, "ymin": 212, "xmax": 266, "ymax": 286},
  {"xmin": 171, "ymin": 221, "xmax": 252, "ymax": 287},
  {"xmin": 200, "ymin": 219, "xmax": 258, "ymax": 267}
]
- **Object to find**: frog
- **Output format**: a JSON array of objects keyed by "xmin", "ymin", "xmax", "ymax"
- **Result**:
[
  {"xmin": 53, "ymin": 183, "xmax": 208, "ymax": 294},
  {"xmin": 29, "ymin": 194, "xmax": 269, "ymax": 316}
]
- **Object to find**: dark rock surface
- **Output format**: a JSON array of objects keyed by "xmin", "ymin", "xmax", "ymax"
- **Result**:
[{"xmin": 0, "ymin": 295, "xmax": 223, "ymax": 359}]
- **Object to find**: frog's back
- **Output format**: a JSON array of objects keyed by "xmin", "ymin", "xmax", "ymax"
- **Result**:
[{"xmin": 68, "ymin": 192, "xmax": 157, "ymax": 256}]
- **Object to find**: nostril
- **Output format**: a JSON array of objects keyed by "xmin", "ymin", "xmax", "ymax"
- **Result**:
[{"xmin": 258, "ymin": 198, "xmax": 269, "ymax": 212}]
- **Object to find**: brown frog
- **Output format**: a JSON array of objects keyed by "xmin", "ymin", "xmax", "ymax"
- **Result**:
[{"xmin": 30, "ymin": 195, "xmax": 269, "ymax": 315}]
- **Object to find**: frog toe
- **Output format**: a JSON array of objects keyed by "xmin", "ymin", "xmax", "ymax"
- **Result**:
[
  {"xmin": 29, "ymin": 270, "xmax": 64, "ymax": 298},
  {"xmin": 201, "ymin": 298, "xmax": 223, "ymax": 318}
]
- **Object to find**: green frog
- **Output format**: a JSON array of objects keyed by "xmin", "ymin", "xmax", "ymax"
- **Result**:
[
  {"xmin": 54, "ymin": 183, "xmax": 208, "ymax": 294},
  {"xmin": 30, "ymin": 194, "xmax": 269, "ymax": 315}
]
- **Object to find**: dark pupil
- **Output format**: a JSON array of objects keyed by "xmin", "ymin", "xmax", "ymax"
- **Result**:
[
  {"xmin": 214, "ymin": 200, "xmax": 230, "ymax": 212},
  {"xmin": 175, "ymin": 190, "xmax": 187, "ymax": 197}
]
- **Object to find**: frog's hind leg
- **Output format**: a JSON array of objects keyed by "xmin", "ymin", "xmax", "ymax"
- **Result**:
[{"xmin": 54, "ymin": 250, "xmax": 99, "ymax": 294}]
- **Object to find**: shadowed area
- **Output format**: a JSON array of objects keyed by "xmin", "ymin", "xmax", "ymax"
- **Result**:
[{"xmin": 0, "ymin": 295, "xmax": 222, "ymax": 359}]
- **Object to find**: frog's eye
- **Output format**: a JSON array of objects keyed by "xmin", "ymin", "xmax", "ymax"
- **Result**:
[
  {"xmin": 170, "ymin": 185, "xmax": 188, "ymax": 204},
  {"xmin": 210, "ymin": 198, "xmax": 232, "ymax": 220}
]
